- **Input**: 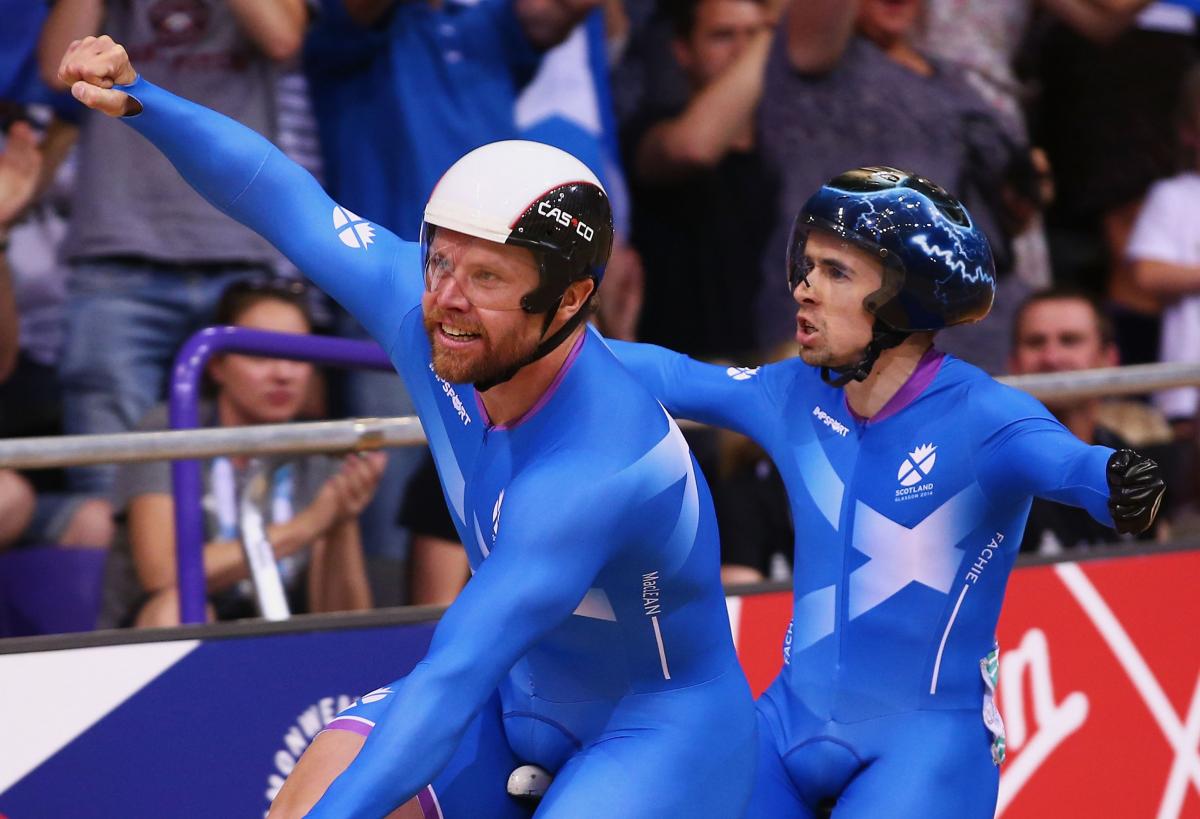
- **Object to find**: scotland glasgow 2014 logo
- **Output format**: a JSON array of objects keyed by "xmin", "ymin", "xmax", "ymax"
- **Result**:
[{"xmin": 896, "ymin": 443, "xmax": 936, "ymax": 501}]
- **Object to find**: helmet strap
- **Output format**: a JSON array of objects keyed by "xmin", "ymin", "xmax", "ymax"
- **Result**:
[
  {"xmin": 472, "ymin": 291, "xmax": 593, "ymax": 393},
  {"xmin": 820, "ymin": 323, "xmax": 910, "ymax": 388}
]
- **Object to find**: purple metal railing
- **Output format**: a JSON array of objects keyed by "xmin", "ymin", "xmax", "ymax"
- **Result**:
[{"xmin": 169, "ymin": 326, "xmax": 394, "ymax": 624}]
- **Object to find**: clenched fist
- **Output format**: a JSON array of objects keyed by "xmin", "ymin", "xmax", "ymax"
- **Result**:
[
  {"xmin": 58, "ymin": 35, "xmax": 141, "ymax": 117},
  {"xmin": 1106, "ymin": 449, "xmax": 1165, "ymax": 536}
]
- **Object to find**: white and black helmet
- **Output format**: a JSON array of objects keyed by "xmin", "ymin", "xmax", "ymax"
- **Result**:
[
  {"xmin": 420, "ymin": 141, "xmax": 614, "ymax": 389},
  {"xmin": 422, "ymin": 140, "xmax": 614, "ymax": 314}
]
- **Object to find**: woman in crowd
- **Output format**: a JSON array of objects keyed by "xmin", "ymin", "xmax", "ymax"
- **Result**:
[{"xmin": 98, "ymin": 278, "xmax": 383, "ymax": 628}]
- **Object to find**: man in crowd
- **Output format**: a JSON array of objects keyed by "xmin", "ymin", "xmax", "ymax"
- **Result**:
[
  {"xmin": 624, "ymin": 0, "xmax": 777, "ymax": 362},
  {"xmin": 1008, "ymin": 287, "xmax": 1168, "ymax": 553}
]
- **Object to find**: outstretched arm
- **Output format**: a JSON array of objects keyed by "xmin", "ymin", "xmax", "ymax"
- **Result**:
[
  {"xmin": 309, "ymin": 470, "xmax": 614, "ymax": 817},
  {"xmin": 58, "ymin": 35, "xmax": 421, "ymax": 348},
  {"xmin": 605, "ymin": 337, "xmax": 779, "ymax": 442},
  {"xmin": 988, "ymin": 424, "xmax": 1114, "ymax": 523},
  {"xmin": 973, "ymin": 387, "xmax": 1163, "ymax": 534}
]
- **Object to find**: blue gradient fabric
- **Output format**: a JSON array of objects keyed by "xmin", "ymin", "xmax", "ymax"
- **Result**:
[
  {"xmin": 610, "ymin": 340, "xmax": 1114, "ymax": 817},
  {"xmin": 115, "ymin": 77, "xmax": 755, "ymax": 818}
]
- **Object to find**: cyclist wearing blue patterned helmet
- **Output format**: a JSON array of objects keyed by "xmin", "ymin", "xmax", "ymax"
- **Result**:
[
  {"xmin": 606, "ymin": 165, "xmax": 1165, "ymax": 819},
  {"xmin": 788, "ymin": 166, "xmax": 996, "ymax": 385}
]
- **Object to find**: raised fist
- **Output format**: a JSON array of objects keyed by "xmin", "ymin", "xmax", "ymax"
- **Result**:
[{"xmin": 58, "ymin": 35, "xmax": 140, "ymax": 117}]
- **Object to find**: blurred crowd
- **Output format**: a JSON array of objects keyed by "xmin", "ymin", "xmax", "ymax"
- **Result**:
[{"xmin": 1, "ymin": 0, "xmax": 1198, "ymax": 630}]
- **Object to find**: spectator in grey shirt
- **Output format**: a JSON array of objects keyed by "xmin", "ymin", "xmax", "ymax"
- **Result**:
[{"xmin": 99, "ymin": 280, "xmax": 381, "ymax": 628}]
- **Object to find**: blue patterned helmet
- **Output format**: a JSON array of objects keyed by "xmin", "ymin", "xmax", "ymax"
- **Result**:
[{"xmin": 787, "ymin": 167, "xmax": 996, "ymax": 332}]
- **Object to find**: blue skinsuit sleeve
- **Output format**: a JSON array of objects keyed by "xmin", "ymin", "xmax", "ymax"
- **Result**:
[
  {"xmin": 115, "ymin": 76, "xmax": 421, "ymax": 347},
  {"xmin": 309, "ymin": 468, "xmax": 619, "ymax": 818},
  {"xmin": 971, "ymin": 386, "xmax": 1114, "ymax": 527},
  {"xmin": 606, "ymin": 339, "xmax": 777, "ymax": 441}
]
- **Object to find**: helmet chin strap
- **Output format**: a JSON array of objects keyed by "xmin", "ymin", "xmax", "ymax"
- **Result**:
[
  {"xmin": 819, "ymin": 323, "xmax": 910, "ymax": 388},
  {"xmin": 472, "ymin": 295, "xmax": 592, "ymax": 393}
]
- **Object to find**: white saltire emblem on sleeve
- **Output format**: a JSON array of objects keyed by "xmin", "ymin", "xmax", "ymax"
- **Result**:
[{"xmin": 332, "ymin": 205, "xmax": 375, "ymax": 249}]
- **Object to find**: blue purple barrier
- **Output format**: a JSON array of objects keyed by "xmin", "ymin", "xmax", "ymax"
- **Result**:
[{"xmin": 168, "ymin": 327, "xmax": 394, "ymax": 624}]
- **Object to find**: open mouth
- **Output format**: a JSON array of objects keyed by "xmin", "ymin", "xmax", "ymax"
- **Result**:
[
  {"xmin": 439, "ymin": 323, "xmax": 481, "ymax": 343},
  {"xmin": 795, "ymin": 316, "xmax": 820, "ymax": 346}
]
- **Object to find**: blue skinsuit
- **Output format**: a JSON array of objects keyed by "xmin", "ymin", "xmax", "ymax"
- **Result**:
[
  {"xmin": 117, "ymin": 78, "xmax": 755, "ymax": 818},
  {"xmin": 610, "ymin": 341, "xmax": 1116, "ymax": 818}
]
